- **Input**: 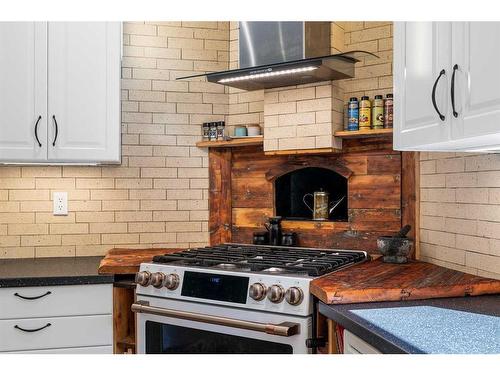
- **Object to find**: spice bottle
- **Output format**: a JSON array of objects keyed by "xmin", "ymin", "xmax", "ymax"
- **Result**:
[
  {"xmin": 372, "ymin": 95, "xmax": 384, "ymax": 129},
  {"xmin": 216, "ymin": 121, "xmax": 225, "ymax": 141},
  {"xmin": 347, "ymin": 97, "xmax": 359, "ymax": 131},
  {"xmin": 384, "ymin": 94, "xmax": 393, "ymax": 128},
  {"xmin": 359, "ymin": 96, "xmax": 371, "ymax": 130},
  {"xmin": 202, "ymin": 122, "xmax": 210, "ymax": 140},
  {"xmin": 209, "ymin": 122, "xmax": 217, "ymax": 141}
]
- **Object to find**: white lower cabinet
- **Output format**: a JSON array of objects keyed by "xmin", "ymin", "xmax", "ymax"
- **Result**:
[
  {"xmin": 0, "ymin": 284, "xmax": 112, "ymax": 354},
  {"xmin": 343, "ymin": 330, "xmax": 381, "ymax": 354}
]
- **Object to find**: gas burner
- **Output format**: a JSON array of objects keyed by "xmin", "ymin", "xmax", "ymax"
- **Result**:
[
  {"xmin": 215, "ymin": 263, "xmax": 239, "ymax": 270},
  {"xmin": 262, "ymin": 267, "xmax": 285, "ymax": 274},
  {"xmin": 152, "ymin": 243, "xmax": 368, "ymax": 277}
]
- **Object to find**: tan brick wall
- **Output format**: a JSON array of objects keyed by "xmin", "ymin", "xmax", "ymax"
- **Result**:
[
  {"xmin": 263, "ymin": 82, "xmax": 344, "ymax": 151},
  {"xmin": 341, "ymin": 22, "xmax": 393, "ymax": 104},
  {"xmin": 227, "ymin": 22, "xmax": 392, "ymax": 147},
  {"xmin": 420, "ymin": 152, "xmax": 500, "ymax": 280},
  {"xmin": 0, "ymin": 21, "xmax": 229, "ymax": 258}
]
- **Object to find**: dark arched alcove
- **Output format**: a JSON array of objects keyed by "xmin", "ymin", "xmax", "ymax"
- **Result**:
[{"xmin": 275, "ymin": 167, "xmax": 348, "ymax": 221}]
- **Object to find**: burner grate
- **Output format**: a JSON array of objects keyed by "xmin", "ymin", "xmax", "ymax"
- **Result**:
[{"xmin": 152, "ymin": 244, "xmax": 367, "ymax": 277}]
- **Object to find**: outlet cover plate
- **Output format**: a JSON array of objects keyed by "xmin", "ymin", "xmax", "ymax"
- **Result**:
[{"xmin": 53, "ymin": 192, "xmax": 68, "ymax": 216}]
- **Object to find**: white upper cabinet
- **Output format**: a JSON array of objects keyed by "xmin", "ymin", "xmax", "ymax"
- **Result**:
[
  {"xmin": 394, "ymin": 22, "xmax": 500, "ymax": 152},
  {"xmin": 48, "ymin": 22, "xmax": 121, "ymax": 163},
  {"xmin": 0, "ymin": 22, "xmax": 121, "ymax": 164},
  {"xmin": 394, "ymin": 22, "xmax": 452, "ymax": 150},
  {"xmin": 0, "ymin": 22, "xmax": 47, "ymax": 162}
]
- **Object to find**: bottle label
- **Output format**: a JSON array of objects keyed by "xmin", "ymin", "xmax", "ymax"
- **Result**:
[{"xmin": 347, "ymin": 107, "xmax": 359, "ymax": 131}]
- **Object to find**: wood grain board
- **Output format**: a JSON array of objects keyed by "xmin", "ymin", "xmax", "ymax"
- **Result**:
[
  {"xmin": 209, "ymin": 139, "xmax": 414, "ymax": 253},
  {"xmin": 310, "ymin": 258, "xmax": 500, "ymax": 304},
  {"xmin": 334, "ymin": 129, "xmax": 393, "ymax": 139},
  {"xmin": 196, "ymin": 137, "xmax": 263, "ymax": 148},
  {"xmin": 98, "ymin": 248, "xmax": 182, "ymax": 275}
]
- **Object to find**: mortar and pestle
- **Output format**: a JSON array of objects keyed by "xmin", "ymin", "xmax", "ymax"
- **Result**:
[{"xmin": 376, "ymin": 225, "xmax": 413, "ymax": 264}]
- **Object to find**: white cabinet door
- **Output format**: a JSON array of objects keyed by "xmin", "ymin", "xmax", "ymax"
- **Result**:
[
  {"xmin": 0, "ymin": 22, "xmax": 47, "ymax": 162},
  {"xmin": 394, "ymin": 22, "xmax": 452, "ymax": 150},
  {"xmin": 47, "ymin": 22, "xmax": 121, "ymax": 163},
  {"xmin": 451, "ymin": 22, "xmax": 500, "ymax": 148}
]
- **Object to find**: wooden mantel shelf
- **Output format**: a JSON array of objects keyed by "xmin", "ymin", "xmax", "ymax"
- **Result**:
[
  {"xmin": 334, "ymin": 128, "xmax": 393, "ymax": 139},
  {"xmin": 196, "ymin": 137, "xmax": 263, "ymax": 148}
]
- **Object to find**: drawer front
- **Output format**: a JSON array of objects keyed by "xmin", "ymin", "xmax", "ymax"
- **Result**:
[
  {"xmin": 0, "ymin": 284, "xmax": 112, "ymax": 319},
  {"xmin": 343, "ymin": 330, "xmax": 381, "ymax": 354},
  {"xmin": 12, "ymin": 345, "xmax": 113, "ymax": 354},
  {"xmin": 0, "ymin": 315, "xmax": 112, "ymax": 352}
]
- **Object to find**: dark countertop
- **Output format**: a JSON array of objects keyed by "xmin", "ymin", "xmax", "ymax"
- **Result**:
[
  {"xmin": 319, "ymin": 294, "xmax": 500, "ymax": 354},
  {"xmin": 0, "ymin": 256, "xmax": 114, "ymax": 288}
]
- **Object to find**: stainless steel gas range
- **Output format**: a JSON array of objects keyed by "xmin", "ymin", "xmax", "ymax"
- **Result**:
[{"xmin": 133, "ymin": 243, "xmax": 368, "ymax": 354}]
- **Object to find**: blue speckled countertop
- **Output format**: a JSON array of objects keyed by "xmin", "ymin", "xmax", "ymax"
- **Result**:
[{"xmin": 319, "ymin": 295, "xmax": 500, "ymax": 354}]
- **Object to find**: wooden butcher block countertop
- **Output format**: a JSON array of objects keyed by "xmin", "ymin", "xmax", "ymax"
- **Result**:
[
  {"xmin": 98, "ymin": 248, "xmax": 182, "ymax": 275},
  {"xmin": 310, "ymin": 258, "xmax": 500, "ymax": 304}
]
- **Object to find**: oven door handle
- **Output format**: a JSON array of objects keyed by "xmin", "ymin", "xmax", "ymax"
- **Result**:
[{"xmin": 132, "ymin": 301, "xmax": 300, "ymax": 337}]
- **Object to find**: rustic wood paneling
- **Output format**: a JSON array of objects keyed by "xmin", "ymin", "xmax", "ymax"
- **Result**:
[
  {"xmin": 208, "ymin": 139, "xmax": 415, "ymax": 254},
  {"xmin": 209, "ymin": 148, "xmax": 232, "ymax": 245}
]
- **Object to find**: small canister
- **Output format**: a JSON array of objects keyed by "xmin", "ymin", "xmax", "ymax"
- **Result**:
[
  {"xmin": 216, "ymin": 121, "xmax": 225, "ymax": 141},
  {"xmin": 384, "ymin": 94, "xmax": 393, "ymax": 128},
  {"xmin": 347, "ymin": 97, "xmax": 359, "ymax": 131},
  {"xmin": 209, "ymin": 122, "xmax": 218, "ymax": 141},
  {"xmin": 372, "ymin": 95, "xmax": 384, "ymax": 129},
  {"xmin": 359, "ymin": 96, "xmax": 371, "ymax": 130},
  {"xmin": 202, "ymin": 122, "xmax": 210, "ymax": 140}
]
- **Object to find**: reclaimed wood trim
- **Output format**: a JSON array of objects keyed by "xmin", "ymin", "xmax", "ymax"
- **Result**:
[
  {"xmin": 113, "ymin": 286, "xmax": 136, "ymax": 354},
  {"xmin": 327, "ymin": 319, "xmax": 340, "ymax": 354},
  {"xmin": 265, "ymin": 157, "xmax": 353, "ymax": 181},
  {"xmin": 401, "ymin": 151, "xmax": 418, "ymax": 259},
  {"xmin": 209, "ymin": 148, "xmax": 232, "ymax": 245},
  {"xmin": 196, "ymin": 137, "xmax": 263, "ymax": 148},
  {"xmin": 264, "ymin": 148, "xmax": 339, "ymax": 156},
  {"xmin": 334, "ymin": 128, "xmax": 393, "ymax": 139},
  {"xmin": 98, "ymin": 248, "xmax": 182, "ymax": 275}
]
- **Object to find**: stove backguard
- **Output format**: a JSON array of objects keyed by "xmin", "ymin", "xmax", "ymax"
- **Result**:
[{"xmin": 274, "ymin": 167, "xmax": 348, "ymax": 221}]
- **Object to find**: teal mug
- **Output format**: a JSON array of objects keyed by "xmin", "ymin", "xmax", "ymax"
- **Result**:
[{"xmin": 234, "ymin": 126, "xmax": 248, "ymax": 137}]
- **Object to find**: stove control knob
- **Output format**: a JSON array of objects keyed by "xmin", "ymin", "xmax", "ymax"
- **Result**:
[
  {"xmin": 249, "ymin": 282, "xmax": 267, "ymax": 301},
  {"xmin": 267, "ymin": 284, "xmax": 285, "ymax": 303},
  {"xmin": 165, "ymin": 273, "xmax": 180, "ymax": 290},
  {"xmin": 135, "ymin": 271, "xmax": 152, "ymax": 287},
  {"xmin": 285, "ymin": 287, "xmax": 304, "ymax": 306},
  {"xmin": 150, "ymin": 272, "xmax": 166, "ymax": 288}
]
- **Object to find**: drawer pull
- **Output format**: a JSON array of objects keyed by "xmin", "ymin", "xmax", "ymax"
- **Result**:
[
  {"xmin": 14, "ymin": 291, "xmax": 52, "ymax": 300},
  {"xmin": 14, "ymin": 323, "xmax": 52, "ymax": 333}
]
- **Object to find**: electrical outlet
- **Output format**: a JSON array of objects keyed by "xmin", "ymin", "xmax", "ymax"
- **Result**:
[{"xmin": 53, "ymin": 192, "xmax": 68, "ymax": 216}]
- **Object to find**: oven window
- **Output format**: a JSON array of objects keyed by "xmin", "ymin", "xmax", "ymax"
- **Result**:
[{"xmin": 145, "ymin": 321, "xmax": 293, "ymax": 354}]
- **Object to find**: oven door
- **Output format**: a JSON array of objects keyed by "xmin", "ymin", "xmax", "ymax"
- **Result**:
[{"xmin": 134, "ymin": 296, "xmax": 311, "ymax": 354}]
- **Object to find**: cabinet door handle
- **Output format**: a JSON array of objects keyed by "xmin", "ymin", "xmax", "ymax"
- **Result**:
[
  {"xmin": 431, "ymin": 69, "xmax": 446, "ymax": 121},
  {"xmin": 14, "ymin": 323, "xmax": 51, "ymax": 333},
  {"xmin": 34, "ymin": 116, "xmax": 42, "ymax": 147},
  {"xmin": 451, "ymin": 64, "xmax": 459, "ymax": 118},
  {"xmin": 52, "ymin": 115, "xmax": 58, "ymax": 146},
  {"xmin": 14, "ymin": 291, "xmax": 52, "ymax": 300}
]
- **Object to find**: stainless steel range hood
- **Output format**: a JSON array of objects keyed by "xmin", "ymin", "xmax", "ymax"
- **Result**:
[{"xmin": 177, "ymin": 22, "xmax": 378, "ymax": 91}]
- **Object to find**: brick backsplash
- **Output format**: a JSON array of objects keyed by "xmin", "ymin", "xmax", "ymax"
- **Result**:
[{"xmin": 420, "ymin": 152, "xmax": 500, "ymax": 280}]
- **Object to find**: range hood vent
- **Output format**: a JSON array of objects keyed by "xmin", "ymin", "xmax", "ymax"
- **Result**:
[
  {"xmin": 178, "ymin": 51, "xmax": 377, "ymax": 91},
  {"xmin": 177, "ymin": 21, "xmax": 377, "ymax": 91}
]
